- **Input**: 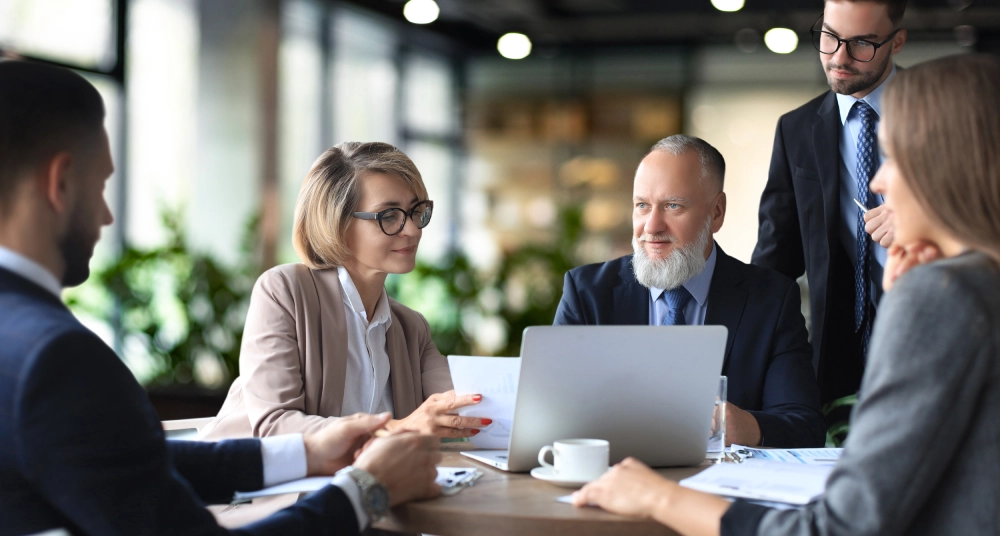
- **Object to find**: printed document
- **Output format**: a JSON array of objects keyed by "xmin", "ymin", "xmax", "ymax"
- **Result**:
[
  {"xmin": 679, "ymin": 460, "xmax": 833, "ymax": 505},
  {"xmin": 447, "ymin": 355, "xmax": 521, "ymax": 449},
  {"xmin": 730, "ymin": 445, "xmax": 843, "ymax": 465}
]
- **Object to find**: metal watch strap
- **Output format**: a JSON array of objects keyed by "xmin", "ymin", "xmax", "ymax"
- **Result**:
[{"xmin": 338, "ymin": 465, "xmax": 388, "ymax": 522}]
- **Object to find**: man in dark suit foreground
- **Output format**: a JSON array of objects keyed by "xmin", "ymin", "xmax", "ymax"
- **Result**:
[
  {"xmin": 554, "ymin": 135, "xmax": 825, "ymax": 448},
  {"xmin": 0, "ymin": 61, "xmax": 440, "ymax": 535}
]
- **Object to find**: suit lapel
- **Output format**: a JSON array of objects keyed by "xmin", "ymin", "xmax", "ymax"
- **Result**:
[
  {"xmin": 614, "ymin": 257, "xmax": 649, "ymax": 325},
  {"xmin": 814, "ymin": 91, "xmax": 842, "ymax": 251},
  {"xmin": 704, "ymin": 248, "xmax": 748, "ymax": 371},
  {"xmin": 308, "ymin": 268, "xmax": 348, "ymax": 417}
]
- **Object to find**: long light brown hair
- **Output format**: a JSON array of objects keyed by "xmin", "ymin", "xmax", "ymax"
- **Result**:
[
  {"xmin": 882, "ymin": 54, "xmax": 1000, "ymax": 263},
  {"xmin": 292, "ymin": 142, "xmax": 428, "ymax": 269}
]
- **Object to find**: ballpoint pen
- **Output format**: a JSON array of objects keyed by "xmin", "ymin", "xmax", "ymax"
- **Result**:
[{"xmin": 853, "ymin": 198, "xmax": 869, "ymax": 214}]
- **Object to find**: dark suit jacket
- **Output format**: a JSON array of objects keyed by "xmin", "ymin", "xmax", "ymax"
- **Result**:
[
  {"xmin": 553, "ymin": 246, "xmax": 825, "ymax": 448},
  {"xmin": 751, "ymin": 90, "xmax": 871, "ymax": 405},
  {"xmin": 0, "ymin": 267, "xmax": 359, "ymax": 536}
]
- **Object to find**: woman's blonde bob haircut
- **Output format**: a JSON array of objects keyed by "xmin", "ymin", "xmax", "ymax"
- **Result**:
[
  {"xmin": 293, "ymin": 142, "xmax": 428, "ymax": 269},
  {"xmin": 882, "ymin": 54, "xmax": 1000, "ymax": 263}
]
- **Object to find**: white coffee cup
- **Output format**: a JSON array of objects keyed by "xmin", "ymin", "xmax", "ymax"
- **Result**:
[{"xmin": 537, "ymin": 439, "xmax": 609, "ymax": 480}]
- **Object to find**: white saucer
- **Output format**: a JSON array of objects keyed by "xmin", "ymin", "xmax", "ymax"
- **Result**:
[{"xmin": 529, "ymin": 466, "xmax": 600, "ymax": 488}]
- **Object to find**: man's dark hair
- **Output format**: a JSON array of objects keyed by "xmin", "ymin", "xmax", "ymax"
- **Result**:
[
  {"xmin": 0, "ymin": 61, "xmax": 105, "ymax": 210},
  {"xmin": 826, "ymin": 0, "xmax": 908, "ymax": 26}
]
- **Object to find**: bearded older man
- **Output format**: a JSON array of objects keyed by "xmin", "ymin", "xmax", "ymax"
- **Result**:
[{"xmin": 554, "ymin": 135, "xmax": 825, "ymax": 448}]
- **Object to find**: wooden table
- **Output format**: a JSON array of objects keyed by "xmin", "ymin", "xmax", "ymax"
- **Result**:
[{"xmin": 374, "ymin": 444, "xmax": 712, "ymax": 536}]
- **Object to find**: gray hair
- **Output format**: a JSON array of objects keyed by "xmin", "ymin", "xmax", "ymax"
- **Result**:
[{"xmin": 648, "ymin": 135, "xmax": 725, "ymax": 192}]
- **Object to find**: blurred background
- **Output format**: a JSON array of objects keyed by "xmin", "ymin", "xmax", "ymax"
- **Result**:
[{"xmin": 1, "ymin": 0, "xmax": 996, "ymax": 416}]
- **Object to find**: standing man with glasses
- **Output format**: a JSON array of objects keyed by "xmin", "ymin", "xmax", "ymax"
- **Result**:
[{"xmin": 752, "ymin": 0, "xmax": 907, "ymax": 405}]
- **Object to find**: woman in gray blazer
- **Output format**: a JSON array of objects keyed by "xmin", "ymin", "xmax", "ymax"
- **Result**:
[
  {"xmin": 571, "ymin": 54, "xmax": 1000, "ymax": 536},
  {"xmin": 201, "ymin": 142, "xmax": 487, "ymax": 441}
]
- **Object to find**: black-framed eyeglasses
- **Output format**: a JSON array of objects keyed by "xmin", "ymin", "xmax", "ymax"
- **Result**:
[
  {"xmin": 353, "ymin": 200, "xmax": 434, "ymax": 236},
  {"xmin": 810, "ymin": 16, "xmax": 901, "ymax": 63}
]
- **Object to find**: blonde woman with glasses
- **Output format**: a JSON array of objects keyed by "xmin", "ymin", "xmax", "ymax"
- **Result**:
[
  {"xmin": 200, "ymin": 142, "xmax": 487, "ymax": 442},
  {"xmin": 572, "ymin": 54, "xmax": 1000, "ymax": 536}
]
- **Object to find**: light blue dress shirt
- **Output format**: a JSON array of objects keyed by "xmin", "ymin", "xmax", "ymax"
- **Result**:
[
  {"xmin": 648, "ymin": 242, "xmax": 718, "ymax": 326},
  {"xmin": 836, "ymin": 64, "xmax": 895, "ymax": 303}
]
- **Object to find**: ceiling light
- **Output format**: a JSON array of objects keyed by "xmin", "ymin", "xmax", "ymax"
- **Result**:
[
  {"xmin": 403, "ymin": 0, "xmax": 439, "ymax": 25},
  {"xmin": 711, "ymin": 0, "xmax": 745, "ymax": 12},
  {"xmin": 498, "ymin": 33, "xmax": 532, "ymax": 60},
  {"xmin": 764, "ymin": 28, "xmax": 798, "ymax": 54}
]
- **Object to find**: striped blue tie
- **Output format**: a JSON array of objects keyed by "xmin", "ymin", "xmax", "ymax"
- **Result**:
[
  {"xmin": 854, "ymin": 100, "xmax": 877, "ymax": 357},
  {"xmin": 661, "ymin": 287, "xmax": 692, "ymax": 326}
]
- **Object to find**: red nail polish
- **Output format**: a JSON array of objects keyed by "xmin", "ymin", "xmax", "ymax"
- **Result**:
[
  {"xmin": 481, "ymin": 418, "xmax": 493, "ymax": 425},
  {"xmin": 472, "ymin": 395, "xmax": 482, "ymax": 402},
  {"xmin": 471, "ymin": 429, "xmax": 480, "ymax": 435}
]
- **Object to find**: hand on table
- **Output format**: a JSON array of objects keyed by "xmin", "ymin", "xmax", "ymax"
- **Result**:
[
  {"xmin": 863, "ymin": 204, "xmax": 895, "ymax": 248},
  {"xmin": 572, "ymin": 457, "xmax": 673, "ymax": 519},
  {"xmin": 883, "ymin": 241, "xmax": 942, "ymax": 292},
  {"xmin": 386, "ymin": 390, "xmax": 491, "ymax": 438},
  {"xmin": 302, "ymin": 412, "xmax": 392, "ymax": 476},
  {"xmin": 724, "ymin": 403, "xmax": 762, "ymax": 447},
  {"xmin": 354, "ymin": 432, "xmax": 442, "ymax": 506}
]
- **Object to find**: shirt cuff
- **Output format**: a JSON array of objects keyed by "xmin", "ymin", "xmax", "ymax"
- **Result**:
[
  {"xmin": 260, "ymin": 434, "xmax": 308, "ymax": 487},
  {"xmin": 332, "ymin": 473, "xmax": 370, "ymax": 531}
]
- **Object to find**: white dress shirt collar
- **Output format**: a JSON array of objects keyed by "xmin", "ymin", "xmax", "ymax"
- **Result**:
[
  {"xmin": 0, "ymin": 246, "xmax": 62, "ymax": 298},
  {"xmin": 337, "ymin": 266, "xmax": 392, "ymax": 330}
]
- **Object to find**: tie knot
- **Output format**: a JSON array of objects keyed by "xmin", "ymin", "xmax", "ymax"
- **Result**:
[
  {"xmin": 662, "ymin": 286, "xmax": 692, "ymax": 311},
  {"xmin": 855, "ymin": 100, "xmax": 876, "ymax": 122}
]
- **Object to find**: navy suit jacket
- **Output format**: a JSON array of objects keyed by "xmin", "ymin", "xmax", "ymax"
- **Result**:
[
  {"xmin": 0, "ymin": 267, "xmax": 359, "ymax": 536},
  {"xmin": 553, "ymin": 246, "xmax": 825, "ymax": 448},
  {"xmin": 751, "ymin": 90, "xmax": 870, "ymax": 404}
]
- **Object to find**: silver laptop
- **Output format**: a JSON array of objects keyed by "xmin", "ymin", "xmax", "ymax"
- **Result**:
[{"xmin": 462, "ymin": 325, "xmax": 727, "ymax": 472}]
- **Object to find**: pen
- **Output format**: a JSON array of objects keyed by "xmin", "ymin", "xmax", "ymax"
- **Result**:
[{"xmin": 853, "ymin": 198, "xmax": 869, "ymax": 214}]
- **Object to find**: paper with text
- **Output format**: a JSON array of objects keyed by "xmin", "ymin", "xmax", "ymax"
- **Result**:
[
  {"xmin": 730, "ymin": 445, "xmax": 843, "ymax": 465},
  {"xmin": 447, "ymin": 355, "xmax": 521, "ymax": 449},
  {"xmin": 679, "ymin": 460, "xmax": 833, "ymax": 505}
]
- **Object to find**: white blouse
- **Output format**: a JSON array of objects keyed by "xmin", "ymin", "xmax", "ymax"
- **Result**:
[{"xmin": 337, "ymin": 266, "xmax": 394, "ymax": 416}]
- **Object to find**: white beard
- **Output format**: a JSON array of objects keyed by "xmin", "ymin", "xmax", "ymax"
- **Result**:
[{"xmin": 631, "ymin": 219, "xmax": 712, "ymax": 290}]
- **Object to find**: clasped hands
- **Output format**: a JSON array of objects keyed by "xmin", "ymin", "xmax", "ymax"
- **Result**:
[
  {"xmin": 301, "ymin": 412, "xmax": 440, "ymax": 506},
  {"xmin": 299, "ymin": 390, "xmax": 488, "ymax": 506}
]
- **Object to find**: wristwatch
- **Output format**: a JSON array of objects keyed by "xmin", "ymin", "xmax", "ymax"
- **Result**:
[{"xmin": 337, "ymin": 466, "xmax": 390, "ymax": 522}]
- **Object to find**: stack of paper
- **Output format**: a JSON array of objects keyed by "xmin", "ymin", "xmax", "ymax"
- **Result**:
[{"xmin": 679, "ymin": 460, "xmax": 833, "ymax": 505}]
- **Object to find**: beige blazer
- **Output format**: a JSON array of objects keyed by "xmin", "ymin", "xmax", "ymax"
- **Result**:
[{"xmin": 199, "ymin": 263, "xmax": 453, "ymax": 440}]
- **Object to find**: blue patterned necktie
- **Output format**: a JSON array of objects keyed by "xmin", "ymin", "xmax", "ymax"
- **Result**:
[
  {"xmin": 854, "ymin": 100, "xmax": 877, "ymax": 357},
  {"xmin": 661, "ymin": 286, "xmax": 692, "ymax": 326}
]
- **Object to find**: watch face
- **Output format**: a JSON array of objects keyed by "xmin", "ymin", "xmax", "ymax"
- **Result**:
[{"xmin": 366, "ymin": 484, "xmax": 390, "ymax": 515}]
